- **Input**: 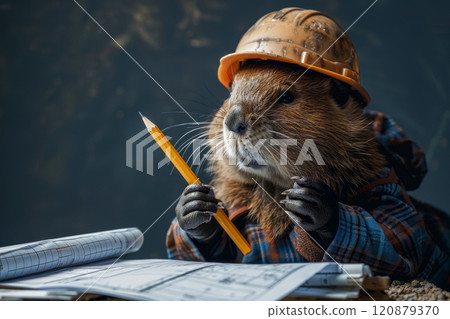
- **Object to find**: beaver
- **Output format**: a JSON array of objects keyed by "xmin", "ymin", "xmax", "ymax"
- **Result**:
[
  {"xmin": 208, "ymin": 60, "xmax": 385, "ymax": 239},
  {"xmin": 172, "ymin": 59, "xmax": 385, "ymax": 250},
  {"xmin": 167, "ymin": 7, "xmax": 450, "ymax": 289}
]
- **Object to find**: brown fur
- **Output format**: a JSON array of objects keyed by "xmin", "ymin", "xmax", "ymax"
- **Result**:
[{"xmin": 207, "ymin": 61, "xmax": 385, "ymax": 238}]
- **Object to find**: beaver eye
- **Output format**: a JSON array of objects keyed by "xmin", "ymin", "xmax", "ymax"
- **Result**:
[{"xmin": 279, "ymin": 91, "xmax": 294, "ymax": 104}]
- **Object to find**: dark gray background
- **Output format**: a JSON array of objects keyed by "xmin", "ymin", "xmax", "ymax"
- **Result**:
[{"xmin": 1, "ymin": 0, "xmax": 449, "ymax": 259}]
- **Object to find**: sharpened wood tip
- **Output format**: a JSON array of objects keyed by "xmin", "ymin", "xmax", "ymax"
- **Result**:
[{"xmin": 139, "ymin": 113, "xmax": 156, "ymax": 130}]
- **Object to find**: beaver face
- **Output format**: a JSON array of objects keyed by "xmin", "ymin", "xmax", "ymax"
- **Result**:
[{"xmin": 209, "ymin": 60, "xmax": 365, "ymax": 189}]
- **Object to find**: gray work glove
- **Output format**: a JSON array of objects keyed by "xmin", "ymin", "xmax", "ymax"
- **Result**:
[
  {"xmin": 280, "ymin": 177, "xmax": 339, "ymax": 248},
  {"xmin": 175, "ymin": 183, "xmax": 223, "ymax": 242}
]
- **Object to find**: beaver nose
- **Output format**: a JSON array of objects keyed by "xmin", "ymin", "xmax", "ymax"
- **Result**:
[{"xmin": 225, "ymin": 104, "xmax": 248, "ymax": 135}]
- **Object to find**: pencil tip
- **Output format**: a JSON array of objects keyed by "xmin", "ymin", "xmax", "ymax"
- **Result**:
[
  {"xmin": 138, "ymin": 111, "xmax": 144, "ymax": 118},
  {"xmin": 140, "ymin": 112, "xmax": 156, "ymax": 129}
]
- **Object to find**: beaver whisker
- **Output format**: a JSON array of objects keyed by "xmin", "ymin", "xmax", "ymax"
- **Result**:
[
  {"xmin": 177, "ymin": 130, "xmax": 222, "ymax": 158},
  {"xmin": 195, "ymin": 141, "xmax": 225, "ymax": 175},
  {"xmin": 271, "ymin": 121, "xmax": 318, "ymax": 133},
  {"xmin": 261, "ymin": 143, "xmax": 277, "ymax": 165},
  {"xmin": 264, "ymin": 143, "xmax": 283, "ymax": 161},
  {"xmin": 182, "ymin": 125, "xmax": 220, "ymax": 138},
  {"xmin": 267, "ymin": 130, "xmax": 295, "ymax": 140},
  {"xmin": 173, "ymin": 126, "xmax": 212, "ymax": 149},
  {"xmin": 189, "ymin": 143, "xmax": 210, "ymax": 168},
  {"xmin": 185, "ymin": 139, "xmax": 217, "ymax": 168},
  {"xmin": 176, "ymin": 131, "xmax": 220, "ymax": 164},
  {"xmin": 210, "ymin": 115, "xmax": 225, "ymax": 121},
  {"xmin": 264, "ymin": 142, "xmax": 297, "ymax": 168},
  {"xmin": 169, "ymin": 132, "xmax": 218, "ymax": 176},
  {"xmin": 161, "ymin": 121, "xmax": 212, "ymax": 132},
  {"xmin": 192, "ymin": 137, "xmax": 223, "ymax": 162},
  {"xmin": 176, "ymin": 130, "xmax": 212, "ymax": 154},
  {"xmin": 194, "ymin": 139, "xmax": 225, "ymax": 173},
  {"xmin": 167, "ymin": 124, "xmax": 222, "ymax": 154}
]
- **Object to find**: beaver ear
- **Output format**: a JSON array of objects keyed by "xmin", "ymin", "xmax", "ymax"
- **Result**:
[{"xmin": 330, "ymin": 78, "xmax": 351, "ymax": 108}]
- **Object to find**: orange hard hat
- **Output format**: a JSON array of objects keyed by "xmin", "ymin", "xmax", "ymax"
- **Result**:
[{"xmin": 218, "ymin": 7, "xmax": 370, "ymax": 106}]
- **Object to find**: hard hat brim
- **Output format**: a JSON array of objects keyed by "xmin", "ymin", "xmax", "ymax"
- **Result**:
[{"xmin": 218, "ymin": 52, "xmax": 371, "ymax": 106}]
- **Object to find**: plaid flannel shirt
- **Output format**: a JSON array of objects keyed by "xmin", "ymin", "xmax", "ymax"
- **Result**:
[{"xmin": 166, "ymin": 111, "xmax": 450, "ymax": 289}]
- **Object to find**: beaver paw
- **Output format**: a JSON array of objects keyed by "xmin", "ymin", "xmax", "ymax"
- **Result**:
[
  {"xmin": 280, "ymin": 176, "xmax": 339, "ymax": 247},
  {"xmin": 175, "ymin": 183, "xmax": 222, "ymax": 241}
]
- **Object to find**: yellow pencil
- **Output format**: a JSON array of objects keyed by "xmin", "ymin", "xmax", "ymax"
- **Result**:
[{"xmin": 140, "ymin": 113, "xmax": 251, "ymax": 255}]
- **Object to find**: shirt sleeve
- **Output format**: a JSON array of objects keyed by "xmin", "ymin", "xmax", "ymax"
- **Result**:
[
  {"xmin": 166, "ymin": 217, "xmax": 238, "ymax": 262},
  {"xmin": 166, "ymin": 218, "xmax": 206, "ymax": 261},
  {"xmin": 323, "ymin": 183, "xmax": 431, "ymax": 279}
]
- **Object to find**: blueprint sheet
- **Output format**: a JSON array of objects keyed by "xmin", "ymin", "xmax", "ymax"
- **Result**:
[
  {"xmin": 290, "ymin": 263, "xmax": 371, "ymax": 299},
  {"xmin": 0, "ymin": 228, "xmax": 143, "ymax": 281},
  {"xmin": 1, "ymin": 259, "xmax": 328, "ymax": 301}
]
